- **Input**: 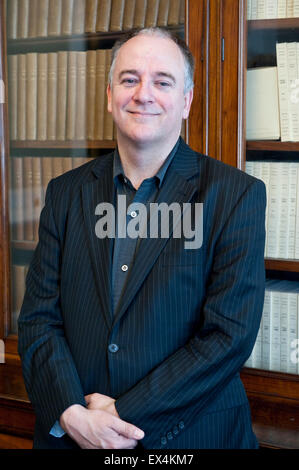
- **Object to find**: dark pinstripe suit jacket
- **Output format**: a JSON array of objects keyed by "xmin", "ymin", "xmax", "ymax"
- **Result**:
[{"xmin": 18, "ymin": 139, "xmax": 266, "ymax": 449}]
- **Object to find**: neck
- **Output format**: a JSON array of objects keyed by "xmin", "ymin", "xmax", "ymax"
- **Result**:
[{"xmin": 116, "ymin": 135, "xmax": 179, "ymax": 189}]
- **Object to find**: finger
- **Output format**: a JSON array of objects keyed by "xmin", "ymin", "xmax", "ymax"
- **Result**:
[{"xmin": 111, "ymin": 417, "xmax": 144, "ymax": 440}]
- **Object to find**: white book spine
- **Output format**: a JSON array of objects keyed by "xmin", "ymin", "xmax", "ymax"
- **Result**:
[
  {"xmin": 295, "ymin": 168, "xmax": 299, "ymax": 258},
  {"xmin": 287, "ymin": 42, "xmax": 299, "ymax": 141},
  {"xmin": 245, "ymin": 161, "xmax": 254, "ymax": 176},
  {"xmin": 276, "ymin": 43, "xmax": 291, "ymax": 142},
  {"xmin": 252, "ymin": 317, "xmax": 263, "ymax": 368},
  {"xmin": 287, "ymin": 163, "xmax": 298, "ymax": 258},
  {"xmin": 257, "ymin": 0, "xmax": 266, "ymax": 18},
  {"xmin": 280, "ymin": 291, "xmax": 289, "ymax": 371},
  {"xmin": 294, "ymin": 0, "xmax": 299, "ymax": 16},
  {"xmin": 261, "ymin": 290, "xmax": 271, "ymax": 369},
  {"xmin": 266, "ymin": 0, "xmax": 278, "ymax": 18},
  {"xmin": 278, "ymin": 163, "xmax": 290, "ymax": 258},
  {"xmin": 278, "ymin": 0, "xmax": 287, "ymax": 18},
  {"xmin": 287, "ymin": 292, "xmax": 298, "ymax": 373},
  {"xmin": 287, "ymin": 0, "xmax": 294, "ymax": 16},
  {"xmin": 261, "ymin": 161, "xmax": 270, "ymax": 254},
  {"xmin": 251, "ymin": 0, "xmax": 258, "ymax": 18},
  {"xmin": 269, "ymin": 290, "xmax": 281, "ymax": 371},
  {"xmin": 266, "ymin": 163, "xmax": 281, "ymax": 258},
  {"xmin": 247, "ymin": 0, "xmax": 252, "ymax": 19}
]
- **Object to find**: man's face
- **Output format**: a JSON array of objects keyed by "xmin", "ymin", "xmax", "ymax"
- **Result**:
[{"xmin": 107, "ymin": 34, "xmax": 193, "ymax": 148}]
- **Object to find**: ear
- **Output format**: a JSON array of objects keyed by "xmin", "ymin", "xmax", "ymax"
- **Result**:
[
  {"xmin": 107, "ymin": 83, "xmax": 112, "ymax": 113},
  {"xmin": 182, "ymin": 88, "xmax": 194, "ymax": 119}
]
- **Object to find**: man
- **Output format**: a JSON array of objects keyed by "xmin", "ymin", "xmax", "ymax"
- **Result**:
[{"xmin": 18, "ymin": 27, "xmax": 266, "ymax": 449}]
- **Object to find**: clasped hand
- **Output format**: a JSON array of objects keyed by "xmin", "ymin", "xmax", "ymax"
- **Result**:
[{"xmin": 59, "ymin": 392, "xmax": 144, "ymax": 449}]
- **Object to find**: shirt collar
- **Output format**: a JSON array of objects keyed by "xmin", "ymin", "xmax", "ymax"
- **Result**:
[{"xmin": 113, "ymin": 138, "xmax": 180, "ymax": 189}]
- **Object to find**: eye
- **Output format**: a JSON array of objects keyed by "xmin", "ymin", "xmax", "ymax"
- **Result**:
[
  {"xmin": 156, "ymin": 81, "xmax": 172, "ymax": 89},
  {"xmin": 121, "ymin": 78, "xmax": 138, "ymax": 86}
]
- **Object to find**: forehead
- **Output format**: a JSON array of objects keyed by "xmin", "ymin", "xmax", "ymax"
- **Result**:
[{"xmin": 114, "ymin": 35, "xmax": 185, "ymax": 77}]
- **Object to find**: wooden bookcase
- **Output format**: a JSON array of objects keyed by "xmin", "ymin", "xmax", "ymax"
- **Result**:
[{"xmin": 1, "ymin": 0, "xmax": 299, "ymax": 449}]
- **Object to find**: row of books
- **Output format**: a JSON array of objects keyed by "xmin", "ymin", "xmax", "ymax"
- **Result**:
[
  {"xmin": 247, "ymin": 0, "xmax": 299, "ymax": 19},
  {"xmin": 245, "ymin": 280, "xmax": 299, "ymax": 374},
  {"xmin": 7, "ymin": 0, "xmax": 185, "ymax": 39},
  {"xmin": 8, "ymin": 50, "xmax": 115, "ymax": 141},
  {"xmin": 10, "ymin": 156, "xmax": 94, "ymax": 242},
  {"xmin": 246, "ymin": 43, "xmax": 299, "ymax": 142},
  {"xmin": 246, "ymin": 161, "xmax": 299, "ymax": 260}
]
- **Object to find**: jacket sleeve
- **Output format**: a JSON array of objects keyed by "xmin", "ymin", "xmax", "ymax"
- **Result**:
[
  {"xmin": 115, "ymin": 178, "xmax": 266, "ymax": 448},
  {"xmin": 18, "ymin": 179, "xmax": 86, "ymax": 434}
]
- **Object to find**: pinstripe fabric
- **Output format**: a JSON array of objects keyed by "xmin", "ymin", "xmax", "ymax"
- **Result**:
[{"xmin": 18, "ymin": 139, "xmax": 266, "ymax": 449}]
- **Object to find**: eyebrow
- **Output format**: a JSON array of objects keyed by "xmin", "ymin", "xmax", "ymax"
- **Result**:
[{"xmin": 118, "ymin": 70, "xmax": 176, "ymax": 84}]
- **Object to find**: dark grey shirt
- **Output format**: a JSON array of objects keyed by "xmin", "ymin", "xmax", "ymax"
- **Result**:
[{"xmin": 111, "ymin": 139, "xmax": 180, "ymax": 314}]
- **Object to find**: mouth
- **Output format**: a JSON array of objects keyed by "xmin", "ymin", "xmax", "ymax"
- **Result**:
[{"xmin": 127, "ymin": 111, "xmax": 160, "ymax": 116}]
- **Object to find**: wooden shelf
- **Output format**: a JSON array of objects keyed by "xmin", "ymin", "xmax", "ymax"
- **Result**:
[
  {"xmin": 7, "ymin": 26, "xmax": 185, "ymax": 54},
  {"xmin": 248, "ymin": 17, "xmax": 299, "ymax": 31},
  {"xmin": 10, "ymin": 140, "xmax": 116, "ymax": 150},
  {"xmin": 247, "ymin": 140, "xmax": 299, "ymax": 152},
  {"xmin": 265, "ymin": 259, "xmax": 299, "ymax": 272}
]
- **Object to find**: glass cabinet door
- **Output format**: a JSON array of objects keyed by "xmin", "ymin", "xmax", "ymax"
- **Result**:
[
  {"xmin": 6, "ymin": 0, "xmax": 185, "ymax": 337},
  {"xmin": 244, "ymin": 2, "xmax": 299, "ymax": 374}
]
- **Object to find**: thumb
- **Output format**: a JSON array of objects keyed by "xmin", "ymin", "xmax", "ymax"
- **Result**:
[{"xmin": 112, "ymin": 417, "xmax": 144, "ymax": 440}]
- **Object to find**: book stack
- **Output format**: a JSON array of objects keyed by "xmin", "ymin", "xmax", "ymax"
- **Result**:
[
  {"xmin": 246, "ymin": 43, "xmax": 299, "ymax": 142},
  {"xmin": 8, "ymin": 49, "xmax": 114, "ymax": 141},
  {"xmin": 11, "ymin": 263, "xmax": 29, "ymax": 334},
  {"xmin": 247, "ymin": 0, "xmax": 299, "ymax": 19},
  {"xmin": 245, "ymin": 279, "xmax": 299, "ymax": 374},
  {"xmin": 10, "ymin": 155, "xmax": 94, "ymax": 242},
  {"xmin": 246, "ymin": 161, "xmax": 299, "ymax": 259},
  {"xmin": 7, "ymin": 0, "xmax": 185, "ymax": 39}
]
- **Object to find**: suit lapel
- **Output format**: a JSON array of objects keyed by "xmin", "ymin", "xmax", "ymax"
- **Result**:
[
  {"xmin": 81, "ymin": 154, "xmax": 114, "ymax": 330},
  {"xmin": 112, "ymin": 142, "xmax": 200, "ymax": 326}
]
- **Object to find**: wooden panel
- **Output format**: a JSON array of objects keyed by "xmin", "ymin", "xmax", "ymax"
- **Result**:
[{"xmin": 0, "ymin": 432, "xmax": 32, "ymax": 449}]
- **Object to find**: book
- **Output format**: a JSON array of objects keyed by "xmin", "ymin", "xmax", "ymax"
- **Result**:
[
  {"xmin": 26, "ymin": 53, "xmax": 38, "ymax": 140},
  {"xmin": 11, "ymin": 157, "xmax": 24, "ymax": 240},
  {"xmin": 28, "ymin": 0, "xmax": 38, "ymax": 37},
  {"xmin": 56, "ymin": 51, "xmax": 68, "ymax": 140},
  {"xmin": 66, "ymin": 51, "xmax": 77, "ymax": 140},
  {"xmin": 123, "ymin": 0, "xmax": 136, "ymax": 30},
  {"xmin": 75, "ymin": 51, "xmax": 87, "ymax": 140},
  {"xmin": 94, "ymin": 49, "xmax": 106, "ymax": 140},
  {"xmin": 32, "ymin": 157, "xmax": 43, "ymax": 240},
  {"xmin": 8, "ymin": 55, "xmax": 18, "ymax": 141},
  {"xmin": 48, "ymin": 0, "xmax": 62, "ymax": 36},
  {"xmin": 47, "ymin": 53, "xmax": 58, "ymax": 140},
  {"xmin": 276, "ymin": 43, "xmax": 291, "ymax": 141},
  {"xmin": 23, "ymin": 157, "xmax": 34, "ymax": 240},
  {"xmin": 7, "ymin": 0, "xmax": 18, "ymax": 39},
  {"xmin": 103, "ymin": 50, "xmax": 114, "ymax": 139},
  {"xmin": 287, "ymin": 43, "xmax": 299, "ymax": 141},
  {"xmin": 36, "ymin": 0, "xmax": 49, "ymax": 37},
  {"xmin": 145, "ymin": 0, "xmax": 160, "ymax": 27},
  {"xmin": 86, "ymin": 50, "xmax": 97, "ymax": 140},
  {"xmin": 37, "ymin": 53, "xmax": 48, "ymax": 141},
  {"xmin": 85, "ymin": 0, "xmax": 98, "ymax": 32},
  {"xmin": 157, "ymin": 0, "xmax": 169, "ymax": 26},
  {"xmin": 278, "ymin": 0, "xmax": 287, "ymax": 17},
  {"xmin": 61, "ymin": 0, "xmax": 74, "ymax": 35},
  {"xmin": 72, "ymin": 0, "xmax": 86, "ymax": 34},
  {"xmin": 168, "ymin": 0, "xmax": 181, "ymax": 25},
  {"xmin": 17, "ymin": 54, "xmax": 26, "ymax": 140},
  {"xmin": 18, "ymin": 0, "xmax": 29, "ymax": 38},
  {"xmin": 95, "ymin": 0, "xmax": 111, "ymax": 32},
  {"xmin": 133, "ymin": 0, "xmax": 147, "ymax": 28},
  {"xmin": 110, "ymin": 0, "xmax": 125, "ymax": 31},
  {"xmin": 246, "ymin": 67, "xmax": 280, "ymax": 140}
]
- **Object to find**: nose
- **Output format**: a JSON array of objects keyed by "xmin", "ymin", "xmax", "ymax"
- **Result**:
[{"xmin": 133, "ymin": 80, "xmax": 154, "ymax": 104}]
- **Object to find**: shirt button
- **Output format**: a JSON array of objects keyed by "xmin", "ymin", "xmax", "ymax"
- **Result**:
[
  {"xmin": 130, "ymin": 211, "xmax": 137, "ymax": 218},
  {"xmin": 108, "ymin": 344, "xmax": 119, "ymax": 353},
  {"xmin": 121, "ymin": 264, "xmax": 128, "ymax": 272},
  {"xmin": 161, "ymin": 436, "xmax": 167, "ymax": 446}
]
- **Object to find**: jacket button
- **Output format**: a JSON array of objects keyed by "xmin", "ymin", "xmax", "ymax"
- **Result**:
[
  {"xmin": 173, "ymin": 426, "xmax": 179, "ymax": 435},
  {"xmin": 108, "ymin": 344, "xmax": 119, "ymax": 353},
  {"xmin": 161, "ymin": 436, "xmax": 167, "ymax": 446},
  {"xmin": 178, "ymin": 421, "xmax": 185, "ymax": 429},
  {"xmin": 167, "ymin": 431, "xmax": 173, "ymax": 440}
]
